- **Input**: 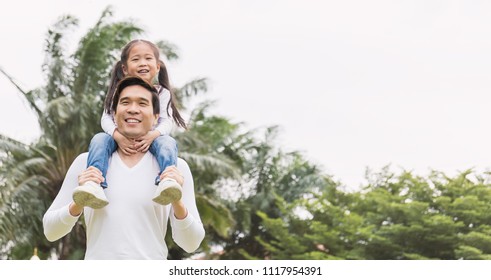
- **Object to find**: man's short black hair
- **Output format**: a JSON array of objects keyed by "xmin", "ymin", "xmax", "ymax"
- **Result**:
[{"xmin": 111, "ymin": 76, "xmax": 160, "ymax": 114}]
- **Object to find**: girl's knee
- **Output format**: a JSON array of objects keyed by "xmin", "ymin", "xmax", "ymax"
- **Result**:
[
  {"xmin": 155, "ymin": 135, "xmax": 177, "ymax": 147},
  {"xmin": 90, "ymin": 132, "xmax": 113, "ymax": 146}
]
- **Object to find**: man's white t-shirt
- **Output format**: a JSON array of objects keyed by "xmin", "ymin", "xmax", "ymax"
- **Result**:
[{"xmin": 43, "ymin": 152, "xmax": 205, "ymax": 260}]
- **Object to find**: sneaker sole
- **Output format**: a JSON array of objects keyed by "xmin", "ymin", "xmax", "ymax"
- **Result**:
[
  {"xmin": 73, "ymin": 190, "xmax": 109, "ymax": 209},
  {"xmin": 152, "ymin": 187, "xmax": 182, "ymax": 205}
]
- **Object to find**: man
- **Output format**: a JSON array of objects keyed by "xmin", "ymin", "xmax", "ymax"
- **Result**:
[{"xmin": 43, "ymin": 76, "xmax": 205, "ymax": 259}]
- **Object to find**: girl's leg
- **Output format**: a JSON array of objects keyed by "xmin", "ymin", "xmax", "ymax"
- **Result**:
[
  {"xmin": 86, "ymin": 132, "xmax": 118, "ymax": 188},
  {"xmin": 149, "ymin": 135, "xmax": 181, "ymax": 205},
  {"xmin": 73, "ymin": 133, "xmax": 116, "ymax": 209},
  {"xmin": 148, "ymin": 135, "xmax": 178, "ymax": 185}
]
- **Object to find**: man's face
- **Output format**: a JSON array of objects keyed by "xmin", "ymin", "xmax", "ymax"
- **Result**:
[{"xmin": 115, "ymin": 85, "xmax": 158, "ymax": 139}]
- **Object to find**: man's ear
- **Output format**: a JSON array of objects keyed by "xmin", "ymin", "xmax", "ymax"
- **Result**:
[{"xmin": 154, "ymin": 114, "xmax": 159, "ymax": 125}]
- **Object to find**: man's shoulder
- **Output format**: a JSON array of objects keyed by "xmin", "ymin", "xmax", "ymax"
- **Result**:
[
  {"xmin": 176, "ymin": 157, "xmax": 189, "ymax": 169},
  {"xmin": 68, "ymin": 152, "xmax": 88, "ymax": 164},
  {"xmin": 66, "ymin": 152, "xmax": 88, "ymax": 172},
  {"xmin": 75, "ymin": 152, "xmax": 89, "ymax": 162},
  {"xmin": 176, "ymin": 158, "xmax": 192, "ymax": 180},
  {"xmin": 78, "ymin": 152, "xmax": 89, "ymax": 157}
]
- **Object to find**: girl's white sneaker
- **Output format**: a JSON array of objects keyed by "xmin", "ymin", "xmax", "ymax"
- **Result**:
[
  {"xmin": 73, "ymin": 181, "xmax": 109, "ymax": 209},
  {"xmin": 152, "ymin": 179, "xmax": 182, "ymax": 205}
]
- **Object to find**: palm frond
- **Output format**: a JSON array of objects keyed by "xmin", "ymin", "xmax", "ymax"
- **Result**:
[
  {"xmin": 0, "ymin": 134, "xmax": 29, "ymax": 154},
  {"xmin": 0, "ymin": 67, "xmax": 42, "ymax": 117},
  {"xmin": 196, "ymin": 194, "xmax": 235, "ymax": 238},
  {"xmin": 44, "ymin": 15, "xmax": 79, "ymax": 61},
  {"xmin": 156, "ymin": 40, "xmax": 179, "ymax": 61},
  {"xmin": 43, "ymin": 15, "xmax": 79, "ymax": 101},
  {"xmin": 173, "ymin": 78, "xmax": 209, "ymax": 109},
  {"xmin": 187, "ymin": 100, "xmax": 216, "ymax": 124},
  {"xmin": 179, "ymin": 152, "xmax": 241, "ymax": 179},
  {"xmin": 73, "ymin": 7, "xmax": 144, "ymax": 98}
]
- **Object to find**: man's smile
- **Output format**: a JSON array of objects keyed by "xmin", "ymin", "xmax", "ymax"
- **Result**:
[{"xmin": 125, "ymin": 118, "xmax": 142, "ymax": 123}]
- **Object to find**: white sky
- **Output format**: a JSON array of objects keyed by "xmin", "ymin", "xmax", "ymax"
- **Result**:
[{"xmin": 1, "ymin": 0, "xmax": 491, "ymax": 189}]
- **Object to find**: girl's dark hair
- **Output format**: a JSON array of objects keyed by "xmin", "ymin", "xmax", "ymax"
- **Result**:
[{"xmin": 104, "ymin": 39, "xmax": 187, "ymax": 129}]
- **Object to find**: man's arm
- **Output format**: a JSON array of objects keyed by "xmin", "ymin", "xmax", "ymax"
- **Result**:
[
  {"xmin": 169, "ymin": 159, "xmax": 205, "ymax": 253},
  {"xmin": 43, "ymin": 153, "xmax": 87, "ymax": 242}
]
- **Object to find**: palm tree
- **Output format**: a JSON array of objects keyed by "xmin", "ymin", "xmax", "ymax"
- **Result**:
[{"xmin": 0, "ymin": 6, "xmax": 236, "ymax": 259}]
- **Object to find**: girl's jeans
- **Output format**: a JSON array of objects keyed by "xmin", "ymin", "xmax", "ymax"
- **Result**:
[{"xmin": 87, "ymin": 132, "xmax": 178, "ymax": 188}]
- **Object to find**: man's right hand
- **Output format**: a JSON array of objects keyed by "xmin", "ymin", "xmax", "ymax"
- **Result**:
[
  {"xmin": 71, "ymin": 165, "xmax": 103, "ymax": 216},
  {"xmin": 78, "ymin": 166, "xmax": 104, "ymax": 186}
]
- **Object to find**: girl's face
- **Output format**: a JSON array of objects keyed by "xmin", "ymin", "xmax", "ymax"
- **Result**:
[{"xmin": 122, "ymin": 42, "xmax": 160, "ymax": 84}]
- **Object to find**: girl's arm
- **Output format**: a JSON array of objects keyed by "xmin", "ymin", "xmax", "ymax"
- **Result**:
[
  {"xmin": 101, "ymin": 111, "xmax": 117, "ymax": 136},
  {"xmin": 154, "ymin": 88, "xmax": 174, "ymax": 136}
]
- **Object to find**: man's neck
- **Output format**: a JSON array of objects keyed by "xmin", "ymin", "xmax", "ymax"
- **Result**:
[{"xmin": 117, "ymin": 149, "xmax": 146, "ymax": 168}]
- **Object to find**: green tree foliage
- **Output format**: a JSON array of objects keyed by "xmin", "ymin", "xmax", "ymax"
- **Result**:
[{"xmin": 257, "ymin": 167, "xmax": 491, "ymax": 260}]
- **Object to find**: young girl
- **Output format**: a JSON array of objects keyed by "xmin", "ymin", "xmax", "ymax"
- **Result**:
[{"xmin": 72, "ymin": 39, "xmax": 187, "ymax": 208}]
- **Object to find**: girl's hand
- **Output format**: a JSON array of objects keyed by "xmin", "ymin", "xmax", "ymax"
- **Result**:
[
  {"xmin": 114, "ymin": 129, "xmax": 137, "ymax": 156},
  {"xmin": 135, "ymin": 130, "xmax": 160, "ymax": 153}
]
